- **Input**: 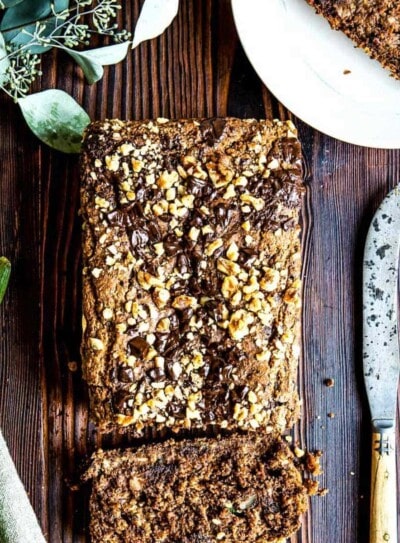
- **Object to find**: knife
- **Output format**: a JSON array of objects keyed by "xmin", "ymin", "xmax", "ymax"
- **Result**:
[{"xmin": 363, "ymin": 185, "xmax": 400, "ymax": 543}]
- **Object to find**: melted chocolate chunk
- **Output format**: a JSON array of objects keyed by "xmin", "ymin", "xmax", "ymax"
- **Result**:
[
  {"xmin": 106, "ymin": 210, "xmax": 125, "ymax": 226},
  {"xmin": 177, "ymin": 253, "xmax": 190, "ymax": 274},
  {"xmin": 128, "ymin": 336, "xmax": 150, "ymax": 357},
  {"xmin": 154, "ymin": 334, "xmax": 168, "ymax": 353},
  {"xmin": 200, "ymin": 118, "xmax": 227, "ymax": 146},
  {"xmin": 214, "ymin": 204, "xmax": 230, "ymax": 227},
  {"xmin": 130, "ymin": 227, "xmax": 149, "ymax": 248},
  {"xmin": 187, "ymin": 176, "xmax": 207, "ymax": 196},
  {"xmin": 118, "ymin": 366, "xmax": 134, "ymax": 383},
  {"xmin": 113, "ymin": 390, "xmax": 131, "ymax": 411},
  {"xmin": 164, "ymin": 234, "xmax": 182, "ymax": 255},
  {"xmin": 129, "ymin": 202, "xmax": 145, "ymax": 217},
  {"xmin": 188, "ymin": 276, "xmax": 201, "ymax": 297},
  {"xmin": 169, "ymin": 313, "xmax": 179, "ymax": 330},
  {"xmin": 177, "ymin": 307, "xmax": 194, "ymax": 324},
  {"xmin": 163, "ymin": 333, "xmax": 181, "ymax": 356},
  {"xmin": 148, "ymin": 222, "xmax": 162, "ymax": 242},
  {"xmin": 189, "ymin": 211, "xmax": 204, "ymax": 227}
]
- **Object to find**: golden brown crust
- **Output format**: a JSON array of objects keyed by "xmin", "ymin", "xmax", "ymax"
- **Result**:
[
  {"xmin": 83, "ymin": 433, "xmax": 309, "ymax": 543},
  {"xmin": 306, "ymin": 0, "xmax": 400, "ymax": 78},
  {"xmin": 80, "ymin": 118, "xmax": 304, "ymax": 435}
]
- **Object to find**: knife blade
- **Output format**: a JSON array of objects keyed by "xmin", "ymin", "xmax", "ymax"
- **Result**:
[{"xmin": 363, "ymin": 184, "xmax": 400, "ymax": 543}]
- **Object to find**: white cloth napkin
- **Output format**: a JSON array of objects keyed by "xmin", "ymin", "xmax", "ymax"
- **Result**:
[{"xmin": 0, "ymin": 430, "xmax": 46, "ymax": 542}]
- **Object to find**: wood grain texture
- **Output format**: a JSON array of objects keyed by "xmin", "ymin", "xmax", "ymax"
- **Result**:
[{"xmin": 0, "ymin": 1, "xmax": 399, "ymax": 541}]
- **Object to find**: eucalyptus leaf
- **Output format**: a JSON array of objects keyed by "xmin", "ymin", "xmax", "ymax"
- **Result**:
[
  {"xmin": 8, "ymin": 20, "xmax": 56, "ymax": 54},
  {"xmin": 66, "ymin": 49, "xmax": 104, "ymax": 84},
  {"xmin": 66, "ymin": 42, "xmax": 130, "ymax": 84},
  {"xmin": 0, "ymin": 257, "xmax": 11, "ymax": 305},
  {"xmin": 82, "ymin": 41, "xmax": 130, "ymax": 66},
  {"xmin": 0, "ymin": 0, "xmax": 51, "ymax": 32},
  {"xmin": 18, "ymin": 89, "xmax": 90, "ymax": 153},
  {"xmin": 0, "ymin": 0, "xmax": 25, "ymax": 8},
  {"xmin": 132, "ymin": 0, "xmax": 179, "ymax": 49},
  {"xmin": 0, "ymin": 31, "xmax": 10, "ymax": 85},
  {"xmin": 54, "ymin": 0, "xmax": 69, "ymax": 10},
  {"xmin": 4, "ymin": 1, "xmax": 71, "ymax": 53}
]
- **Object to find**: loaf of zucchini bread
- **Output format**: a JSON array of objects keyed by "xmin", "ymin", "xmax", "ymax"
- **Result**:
[
  {"xmin": 83, "ymin": 433, "xmax": 309, "ymax": 543},
  {"xmin": 80, "ymin": 117, "xmax": 304, "ymax": 435},
  {"xmin": 306, "ymin": 0, "xmax": 400, "ymax": 79}
]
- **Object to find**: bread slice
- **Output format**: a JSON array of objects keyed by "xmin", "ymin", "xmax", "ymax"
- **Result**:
[
  {"xmin": 306, "ymin": 0, "xmax": 400, "ymax": 79},
  {"xmin": 83, "ymin": 433, "xmax": 309, "ymax": 543},
  {"xmin": 80, "ymin": 118, "xmax": 304, "ymax": 434}
]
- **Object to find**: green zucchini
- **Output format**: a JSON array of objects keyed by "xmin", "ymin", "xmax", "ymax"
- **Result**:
[{"xmin": 0, "ymin": 257, "xmax": 11, "ymax": 305}]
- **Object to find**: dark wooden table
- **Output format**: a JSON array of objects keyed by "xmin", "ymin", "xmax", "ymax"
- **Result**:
[{"xmin": 0, "ymin": 1, "xmax": 399, "ymax": 541}]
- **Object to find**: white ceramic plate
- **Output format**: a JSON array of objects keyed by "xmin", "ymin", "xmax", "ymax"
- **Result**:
[{"xmin": 231, "ymin": 0, "xmax": 400, "ymax": 148}]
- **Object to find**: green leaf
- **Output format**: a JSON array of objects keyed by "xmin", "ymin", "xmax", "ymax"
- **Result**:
[
  {"xmin": 132, "ymin": 0, "xmax": 179, "ymax": 49},
  {"xmin": 82, "ymin": 41, "xmax": 130, "ymax": 66},
  {"xmin": 8, "ymin": 20, "xmax": 55, "ymax": 54},
  {"xmin": 54, "ymin": 0, "xmax": 69, "ymax": 10},
  {"xmin": 0, "ymin": 0, "xmax": 69, "ymax": 52},
  {"xmin": 0, "ymin": 31, "xmax": 10, "ymax": 85},
  {"xmin": 65, "ymin": 42, "xmax": 130, "ymax": 84},
  {"xmin": 0, "ymin": 0, "xmax": 51, "ymax": 32},
  {"xmin": 18, "ymin": 90, "xmax": 90, "ymax": 153},
  {"xmin": 65, "ymin": 49, "xmax": 104, "ymax": 84},
  {"xmin": 0, "ymin": 0, "xmax": 25, "ymax": 8},
  {"xmin": 0, "ymin": 257, "xmax": 11, "ymax": 305},
  {"xmin": 1, "ymin": 0, "xmax": 53, "ymax": 54},
  {"xmin": 3, "ymin": 1, "xmax": 70, "ymax": 53}
]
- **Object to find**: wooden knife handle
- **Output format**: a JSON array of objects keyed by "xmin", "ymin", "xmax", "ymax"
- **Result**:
[{"xmin": 370, "ymin": 428, "xmax": 397, "ymax": 543}]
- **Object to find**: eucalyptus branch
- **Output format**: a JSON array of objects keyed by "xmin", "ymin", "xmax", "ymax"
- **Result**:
[
  {"xmin": 2, "ymin": 14, "xmax": 60, "ymax": 37},
  {"xmin": 0, "ymin": 0, "xmax": 180, "ymax": 153},
  {"xmin": 0, "ymin": 0, "xmax": 129, "ymax": 99}
]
